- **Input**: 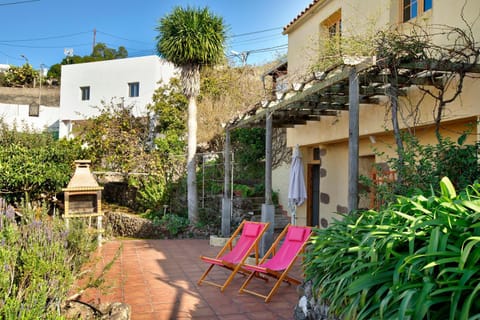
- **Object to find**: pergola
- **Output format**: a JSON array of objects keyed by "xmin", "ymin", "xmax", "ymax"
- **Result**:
[{"xmin": 220, "ymin": 57, "xmax": 480, "ymax": 249}]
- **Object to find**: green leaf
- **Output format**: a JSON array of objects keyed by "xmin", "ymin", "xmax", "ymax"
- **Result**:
[
  {"xmin": 462, "ymin": 200, "xmax": 480, "ymax": 213},
  {"xmin": 440, "ymin": 177, "xmax": 457, "ymax": 199},
  {"xmin": 423, "ymin": 257, "xmax": 460, "ymax": 270},
  {"xmin": 457, "ymin": 133, "xmax": 467, "ymax": 146},
  {"xmin": 347, "ymin": 271, "xmax": 393, "ymax": 295},
  {"xmin": 459, "ymin": 281, "xmax": 480, "ymax": 320},
  {"xmin": 460, "ymin": 237, "xmax": 480, "ymax": 269},
  {"xmin": 398, "ymin": 288, "xmax": 417, "ymax": 319}
]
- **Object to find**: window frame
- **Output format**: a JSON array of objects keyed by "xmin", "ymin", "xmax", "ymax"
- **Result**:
[
  {"xmin": 322, "ymin": 10, "xmax": 342, "ymax": 39},
  {"xmin": 402, "ymin": 0, "xmax": 432, "ymax": 22},
  {"xmin": 128, "ymin": 82, "xmax": 140, "ymax": 98},
  {"xmin": 80, "ymin": 86, "xmax": 90, "ymax": 101}
]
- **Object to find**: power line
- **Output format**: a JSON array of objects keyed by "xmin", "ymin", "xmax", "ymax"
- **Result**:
[
  {"xmin": 96, "ymin": 30, "xmax": 153, "ymax": 45},
  {"xmin": 0, "ymin": 25, "xmax": 286, "ymax": 66},
  {"xmin": 0, "ymin": 42, "xmax": 91, "ymax": 49},
  {"xmin": 226, "ymin": 43, "xmax": 288, "ymax": 59},
  {"xmin": 0, "ymin": 0, "xmax": 39, "ymax": 6},
  {"xmin": 0, "ymin": 31, "xmax": 91, "ymax": 42},
  {"xmin": 0, "ymin": 49, "xmax": 19, "ymax": 60},
  {"xmin": 249, "ymin": 44, "xmax": 288, "ymax": 53},
  {"xmin": 230, "ymin": 27, "xmax": 283, "ymax": 38},
  {"xmin": 230, "ymin": 33, "xmax": 284, "ymax": 46}
]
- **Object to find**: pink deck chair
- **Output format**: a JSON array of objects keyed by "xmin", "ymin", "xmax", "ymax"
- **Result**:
[
  {"xmin": 239, "ymin": 224, "xmax": 312, "ymax": 302},
  {"xmin": 198, "ymin": 220, "xmax": 269, "ymax": 292}
]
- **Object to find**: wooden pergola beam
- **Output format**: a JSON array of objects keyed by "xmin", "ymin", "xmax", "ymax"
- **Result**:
[
  {"xmin": 400, "ymin": 60, "xmax": 480, "ymax": 73},
  {"xmin": 228, "ymin": 64, "xmax": 372, "ymax": 129},
  {"xmin": 227, "ymin": 59, "xmax": 480, "ymax": 130}
]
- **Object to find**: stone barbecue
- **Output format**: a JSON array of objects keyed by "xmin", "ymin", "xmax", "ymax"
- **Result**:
[{"xmin": 63, "ymin": 160, "xmax": 104, "ymax": 243}]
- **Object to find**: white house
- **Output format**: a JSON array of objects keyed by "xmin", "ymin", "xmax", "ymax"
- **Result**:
[
  {"xmin": 0, "ymin": 86, "xmax": 60, "ymax": 135},
  {"xmin": 59, "ymin": 55, "xmax": 177, "ymax": 138}
]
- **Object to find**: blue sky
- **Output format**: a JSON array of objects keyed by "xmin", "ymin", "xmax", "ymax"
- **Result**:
[{"xmin": 0, "ymin": 0, "xmax": 312, "ymax": 70}]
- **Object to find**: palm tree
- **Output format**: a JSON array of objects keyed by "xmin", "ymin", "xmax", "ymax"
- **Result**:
[{"xmin": 156, "ymin": 6, "xmax": 226, "ymax": 223}]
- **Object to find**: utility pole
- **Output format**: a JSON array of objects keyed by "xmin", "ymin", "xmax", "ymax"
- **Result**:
[
  {"xmin": 92, "ymin": 28, "xmax": 97, "ymax": 53},
  {"xmin": 39, "ymin": 64, "xmax": 45, "ymax": 106}
]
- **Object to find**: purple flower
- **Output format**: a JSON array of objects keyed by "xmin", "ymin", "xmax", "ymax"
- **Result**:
[{"xmin": 5, "ymin": 206, "xmax": 15, "ymax": 221}]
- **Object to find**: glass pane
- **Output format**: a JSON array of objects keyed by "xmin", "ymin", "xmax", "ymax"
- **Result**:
[
  {"xmin": 129, "ymin": 83, "xmax": 139, "ymax": 97},
  {"xmin": 403, "ymin": 5, "xmax": 410, "ymax": 21},
  {"xmin": 81, "ymin": 87, "xmax": 90, "ymax": 100},
  {"xmin": 424, "ymin": 0, "xmax": 432, "ymax": 11},
  {"xmin": 411, "ymin": 0, "xmax": 418, "ymax": 18}
]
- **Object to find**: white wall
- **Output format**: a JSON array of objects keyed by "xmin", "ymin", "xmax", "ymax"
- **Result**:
[
  {"xmin": 59, "ymin": 55, "xmax": 177, "ymax": 138},
  {"xmin": 0, "ymin": 103, "xmax": 59, "ymax": 133}
]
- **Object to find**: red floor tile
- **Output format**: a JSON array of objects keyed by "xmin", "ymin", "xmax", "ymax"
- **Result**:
[{"xmin": 74, "ymin": 239, "xmax": 301, "ymax": 319}]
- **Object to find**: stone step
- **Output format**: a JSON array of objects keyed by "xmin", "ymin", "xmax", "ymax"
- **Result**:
[{"xmin": 250, "ymin": 214, "xmax": 290, "ymax": 231}]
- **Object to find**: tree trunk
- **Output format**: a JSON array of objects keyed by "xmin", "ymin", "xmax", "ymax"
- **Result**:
[
  {"xmin": 187, "ymin": 95, "xmax": 198, "ymax": 223},
  {"xmin": 434, "ymin": 101, "xmax": 445, "ymax": 142},
  {"xmin": 181, "ymin": 64, "xmax": 200, "ymax": 224}
]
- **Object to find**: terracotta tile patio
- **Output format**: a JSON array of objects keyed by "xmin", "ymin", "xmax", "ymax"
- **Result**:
[{"xmin": 75, "ymin": 239, "xmax": 303, "ymax": 320}]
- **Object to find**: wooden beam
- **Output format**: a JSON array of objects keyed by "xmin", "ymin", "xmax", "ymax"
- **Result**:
[
  {"xmin": 367, "ymin": 74, "xmax": 447, "ymax": 87},
  {"xmin": 400, "ymin": 60, "xmax": 480, "ymax": 73},
  {"xmin": 229, "ymin": 64, "xmax": 372, "ymax": 129}
]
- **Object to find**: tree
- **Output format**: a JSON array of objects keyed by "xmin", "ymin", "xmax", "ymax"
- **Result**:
[
  {"xmin": 2, "ymin": 64, "xmax": 38, "ymax": 87},
  {"xmin": 147, "ymin": 78, "xmax": 188, "ymax": 158},
  {"xmin": 47, "ymin": 43, "xmax": 129, "ymax": 82},
  {"xmin": 77, "ymin": 100, "xmax": 153, "ymax": 173},
  {"xmin": 0, "ymin": 120, "xmax": 87, "ymax": 205},
  {"xmin": 92, "ymin": 43, "xmax": 128, "ymax": 60},
  {"xmin": 155, "ymin": 6, "xmax": 226, "ymax": 223}
]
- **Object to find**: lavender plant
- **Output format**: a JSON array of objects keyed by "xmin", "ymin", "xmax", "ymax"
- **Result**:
[{"xmin": 0, "ymin": 206, "xmax": 96, "ymax": 319}]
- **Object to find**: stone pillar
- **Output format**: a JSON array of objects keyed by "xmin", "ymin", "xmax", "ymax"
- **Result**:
[
  {"xmin": 261, "ymin": 109, "xmax": 274, "ymax": 255},
  {"xmin": 348, "ymin": 66, "xmax": 359, "ymax": 213},
  {"xmin": 222, "ymin": 129, "xmax": 232, "ymax": 237}
]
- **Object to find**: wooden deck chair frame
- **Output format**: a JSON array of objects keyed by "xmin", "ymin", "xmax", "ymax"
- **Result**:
[
  {"xmin": 198, "ymin": 220, "xmax": 269, "ymax": 292},
  {"xmin": 238, "ymin": 224, "xmax": 311, "ymax": 302}
]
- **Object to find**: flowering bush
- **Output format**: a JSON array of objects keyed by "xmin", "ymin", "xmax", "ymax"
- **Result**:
[{"xmin": 0, "ymin": 206, "xmax": 96, "ymax": 319}]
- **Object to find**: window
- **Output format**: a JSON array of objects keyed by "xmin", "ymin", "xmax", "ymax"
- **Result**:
[
  {"xmin": 403, "ymin": 0, "xmax": 432, "ymax": 22},
  {"xmin": 424, "ymin": 0, "xmax": 432, "ymax": 11},
  {"xmin": 323, "ymin": 10, "xmax": 342, "ymax": 38},
  {"xmin": 80, "ymin": 86, "xmax": 90, "ymax": 101},
  {"xmin": 128, "ymin": 82, "xmax": 140, "ymax": 97},
  {"xmin": 29, "ymin": 102, "xmax": 39, "ymax": 117},
  {"xmin": 328, "ymin": 19, "xmax": 342, "ymax": 38},
  {"xmin": 403, "ymin": 0, "xmax": 418, "ymax": 21},
  {"xmin": 321, "ymin": 10, "xmax": 342, "ymax": 56}
]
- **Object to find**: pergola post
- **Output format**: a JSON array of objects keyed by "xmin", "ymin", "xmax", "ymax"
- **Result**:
[
  {"xmin": 348, "ymin": 66, "xmax": 359, "ymax": 213},
  {"xmin": 261, "ymin": 108, "xmax": 275, "ymax": 256},
  {"xmin": 221, "ymin": 128, "xmax": 232, "ymax": 237}
]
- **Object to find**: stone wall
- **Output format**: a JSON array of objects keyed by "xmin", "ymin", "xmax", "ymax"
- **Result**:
[
  {"xmin": 104, "ymin": 210, "xmax": 213, "ymax": 239},
  {"xmin": 104, "ymin": 210, "xmax": 167, "ymax": 239},
  {"xmin": 294, "ymin": 280, "xmax": 341, "ymax": 320},
  {"xmin": 0, "ymin": 86, "xmax": 60, "ymax": 106}
]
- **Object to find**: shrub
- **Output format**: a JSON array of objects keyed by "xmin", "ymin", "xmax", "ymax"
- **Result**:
[
  {"xmin": 2, "ymin": 64, "xmax": 38, "ymax": 87},
  {"xmin": 129, "ymin": 174, "xmax": 166, "ymax": 213},
  {"xmin": 231, "ymin": 127, "xmax": 265, "ymax": 182},
  {"xmin": 0, "ymin": 206, "xmax": 96, "ymax": 319},
  {"xmin": 304, "ymin": 177, "xmax": 480, "ymax": 319},
  {"xmin": 369, "ymin": 133, "xmax": 479, "ymax": 206},
  {"xmin": 0, "ymin": 122, "xmax": 87, "ymax": 205},
  {"xmin": 161, "ymin": 213, "xmax": 189, "ymax": 236}
]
